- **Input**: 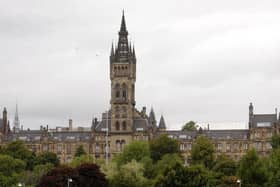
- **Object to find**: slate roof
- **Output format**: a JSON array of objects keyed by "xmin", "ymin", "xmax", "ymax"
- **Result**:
[
  {"xmin": 252, "ymin": 114, "xmax": 277, "ymax": 127},
  {"xmin": 7, "ymin": 130, "xmax": 92, "ymax": 142},
  {"xmin": 158, "ymin": 115, "xmax": 166, "ymax": 129},
  {"xmin": 205, "ymin": 129, "xmax": 249, "ymax": 140}
]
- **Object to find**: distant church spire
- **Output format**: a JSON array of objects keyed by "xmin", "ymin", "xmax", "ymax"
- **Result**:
[{"xmin": 13, "ymin": 103, "xmax": 20, "ymax": 133}]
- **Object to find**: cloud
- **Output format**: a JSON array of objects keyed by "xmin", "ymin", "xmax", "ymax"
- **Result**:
[{"xmin": 0, "ymin": 0, "xmax": 280, "ymax": 130}]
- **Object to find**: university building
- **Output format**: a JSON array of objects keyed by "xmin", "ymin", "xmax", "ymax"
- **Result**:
[{"xmin": 0, "ymin": 13, "xmax": 279, "ymax": 163}]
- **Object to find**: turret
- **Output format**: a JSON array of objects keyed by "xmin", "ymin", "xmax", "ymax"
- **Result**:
[
  {"xmin": 158, "ymin": 115, "xmax": 166, "ymax": 131},
  {"xmin": 249, "ymin": 102, "xmax": 254, "ymax": 128}
]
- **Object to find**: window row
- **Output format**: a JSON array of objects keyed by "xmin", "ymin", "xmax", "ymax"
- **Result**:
[{"xmin": 115, "ymin": 121, "xmax": 127, "ymax": 131}]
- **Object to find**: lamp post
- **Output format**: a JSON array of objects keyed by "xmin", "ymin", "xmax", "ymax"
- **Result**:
[
  {"xmin": 105, "ymin": 110, "xmax": 109, "ymax": 165},
  {"xmin": 67, "ymin": 178, "xmax": 72, "ymax": 187},
  {"xmin": 237, "ymin": 179, "xmax": 241, "ymax": 187},
  {"xmin": 17, "ymin": 183, "xmax": 23, "ymax": 187}
]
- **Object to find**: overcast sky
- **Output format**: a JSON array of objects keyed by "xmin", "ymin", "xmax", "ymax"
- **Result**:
[{"xmin": 0, "ymin": 0, "xmax": 280, "ymax": 130}]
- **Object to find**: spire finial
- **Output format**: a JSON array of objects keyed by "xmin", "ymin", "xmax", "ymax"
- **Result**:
[{"xmin": 120, "ymin": 10, "xmax": 128, "ymax": 34}]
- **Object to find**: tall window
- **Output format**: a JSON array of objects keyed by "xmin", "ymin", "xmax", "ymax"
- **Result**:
[
  {"xmin": 115, "ymin": 83, "xmax": 120, "ymax": 98},
  {"xmin": 122, "ymin": 121, "xmax": 127, "ymax": 130},
  {"xmin": 115, "ymin": 121, "xmax": 120, "ymax": 130},
  {"xmin": 122, "ymin": 83, "xmax": 127, "ymax": 99}
]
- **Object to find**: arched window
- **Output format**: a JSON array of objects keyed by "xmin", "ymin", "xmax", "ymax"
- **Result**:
[
  {"xmin": 115, "ymin": 83, "xmax": 120, "ymax": 98},
  {"xmin": 122, "ymin": 121, "xmax": 127, "ymax": 130},
  {"xmin": 122, "ymin": 83, "xmax": 127, "ymax": 99},
  {"xmin": 115, "ymin": 121, "xmax": 120, "ymax": 131}
]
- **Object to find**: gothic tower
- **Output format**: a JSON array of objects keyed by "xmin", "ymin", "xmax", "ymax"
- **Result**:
[{"xmin": 110, "ymin": 12, "xmax": 136, "ymax": 133}]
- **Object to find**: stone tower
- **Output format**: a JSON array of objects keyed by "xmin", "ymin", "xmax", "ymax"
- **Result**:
[{"xmin": 110, "ymin": 12, "xmax": 136, "ymax": 133}]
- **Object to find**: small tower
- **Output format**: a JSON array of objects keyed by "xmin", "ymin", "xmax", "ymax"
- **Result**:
[
  {"xmin": 249, "ymin": 102, "xmax": 254, "ymax": 128},
  {"xmin": 148, "ymin": 108, "xmax": 156, "ymax": 127},
  {"xmin": 13, "ymin": 104, "xmax": 20, "ymax": 133},
  {"xmin": 2, "ymin": 107, "xmax": 9, "ymax": 135},
  {"xmin": 158, "ymin": 115, "xmax": 166, "ymax": 131}
]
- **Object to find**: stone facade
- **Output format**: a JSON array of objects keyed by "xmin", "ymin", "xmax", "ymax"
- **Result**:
[{"xmin": 0, "ymin": 13, "xmax": 280, "ymax": 164}]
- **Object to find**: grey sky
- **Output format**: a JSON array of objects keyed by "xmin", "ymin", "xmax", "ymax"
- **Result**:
[{"xmin": 0, "ymin": 0, "xmax": 280, "ymax": 130}]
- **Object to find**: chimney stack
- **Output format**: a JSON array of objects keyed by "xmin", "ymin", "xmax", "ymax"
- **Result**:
[{"xmin": 69, "ymin": 119, "xmax": 73, "ymax": 130}]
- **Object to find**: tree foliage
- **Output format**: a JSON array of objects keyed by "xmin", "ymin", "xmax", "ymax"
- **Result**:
[
  {"xmin": 181, "ymin": 121, "xmax": 197, "ymax": 131},
  {"xmin": 271, "ymin": 134, "xmax": 280, "ymax": 150},
  {"xmin": 150, "ymin": 134, "xmax": 180, "ymax": 162},
  {"xmin": 70, "ymin": 154, "xmax": 95, "ymax": 168},
  {"xmin": 37, "ymin": 166, "xmax": 78, "ymax": 187},
  {"xmin": 238, "ymin": 149, "xmax": 268, "ymax": 187},
  {"xmin": 109, "ymin": 160, "xmax": 150, "ymax": 187},
  {"xmin": 116, "ymin": 141, "xmax": 150, "ymax": 165},
  {"xmin": 212, "ymin": 154, "xmax": 237, "ymax": 176},
  {"xmin": 190, "ymin": 135, "xmax": 215, "ymax": 168},
  {"xmin": 75, "ymin": 145, "xmax": 87, "ymax": 158},
  {"xmin": 0, "ymin": 154, "xmax": 26, "ymax": 187},
  {"xmin": 35, "ymin": 152, "xmax": 60, "ymax": 166},
  {"xmin": 76, "ymin": 163, "xmax": 108, "ymax": 187},
  {"xmin": 2, "ymin": 140, "xmax": 35, "ymax": 170}
]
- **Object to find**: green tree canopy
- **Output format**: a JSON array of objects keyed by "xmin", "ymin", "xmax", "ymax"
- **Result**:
[
  {"xmin": 267, "ymin": 149, "xmax": 280, "ymax": 187},
  {"xmin": 150, "ymin": 134, "xmax": 180, "ymax": 162},
  {"xmin": 0, "ymin": 154, "xmax": 26, "ymax": 187},
  {"xmin": 154, "ymin": 153, "xmax": 183, "ymax": 177},
  {"xmin": 238, "ymin": 149, "xmax": 268, "ymax": 187},
  {"xmin": 70, "ymin": 154, "xmax": 95, "ymax": 168},
  {"xmin": 35, "ymin": 152, "xmax": 60, "ymax": 166},
  {"xmin": 212, "ymin": 154, "xmax": 237, "ymax": 176},
  {"xmin": 109, "ymin": 160, "xmax": 150, "ymax": 187},
  {"xmin": 115, "ymin": 141, "xmax": 150, "ymax": 165},
  {"xmin": 181, "ymin": 121, "xmax": 198, "ymax": 131},
  {"xmin": 2, "ymin": 140, "xmax": 35, "ymax": 170},
  {"xmin": 75, "ymin": 145, "xmax": 87, "ymax": 157},
  {"xmin": 270, "ymin": 134, "xmax": 280, "ymax": 150},
  {"xmin": 154, "ymin": 163, "xmax": 216, "ymax": 187},
  {"xmin": 23, "ymin": 163, "xmax": 54, "ymax": 186},
  {"xmin": 190, "ymin": 135, "xmax": 215, "ymax": 168}
]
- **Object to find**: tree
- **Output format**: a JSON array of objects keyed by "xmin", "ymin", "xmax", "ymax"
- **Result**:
[
  {"xmin": 267, "ymin": 149, "xmax": 280, "ymax": 187},
  {"xmin": 150, "ymin": 134, "xmax": 180, "ymax": 162},
  {"xmin": 182, "ymin": 121, "xmax": 197, "ymax": 131},
  {"xmin": 154, "ymin": 153, "xmax": 183, "ymax": 177},
  {"xmin": 75, "ymin": 145, "xmax": 86, "ymax": 157},
  {"xmin": 23, "ymin": 163, "xmax": 54, "ymax": 186},
  {"xmin": 238, "ymin": 149, "xmax": 268, "ymax": 187},
  {"xmin": 70, "ymin": 154, "xmax": 95, "ymax": 168},
  {"xmin": 110, "ymin": 160, "xmax": 150, "ymax": 187},
  {"xmin": 116, "ymin": 141, "xmax": 150, "ymax": 165},
  {"xmin": 155, "ymin": 163, "xmax": 216, "ymax": 187},
  {"xmin": 271, "ymin": 134, "xmax": 280, "ymax": 150},
  {"xmin": 190, "ymin": 135, "xmax": 215, "ymax": 168},
  {"xmin": 3, "ymin": 140, "xmax": 35, "ymax": 170},
  {"xmin": 37, "ymin": 166, "xmax": 78, "ymax": 187},
  {"xmin": 0, "ymin": 154, "xmax": 26, "ymax": 187},
  {"xmin": 76, "ymin": 163, "xmax": 108, "ymax": 187},
  {"xmin": 35, "ymin": 152, "xmax": 60, "ymax": 166},
  {"xmin": 212, "ymin": 154, "xmax": 237, "ymax": 176}
]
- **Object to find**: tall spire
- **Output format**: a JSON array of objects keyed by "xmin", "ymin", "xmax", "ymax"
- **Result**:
[
  {"xmin": 119, "ymin": 10, "xmax": 128, "ymax": 35},
  {"xmin": 13, "ymin": 103, "xmax": 20, "ymax": 133}
]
